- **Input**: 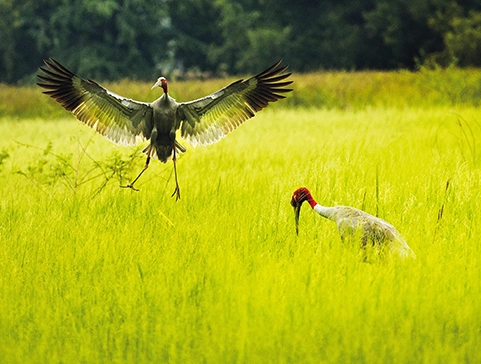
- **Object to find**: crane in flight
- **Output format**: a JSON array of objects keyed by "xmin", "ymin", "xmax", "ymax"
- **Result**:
[
  {"xmin": 37, "ymin": 59, "xmax": 292, "ymax": 199},
  {"xmin": 291, "ymin": 187, "xmax": 416, "ymax": 261}
]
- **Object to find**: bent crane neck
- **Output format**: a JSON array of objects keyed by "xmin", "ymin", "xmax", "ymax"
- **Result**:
[{"xmin": 313, "ymin": 204, "xmax": 336, "ymax": 220}]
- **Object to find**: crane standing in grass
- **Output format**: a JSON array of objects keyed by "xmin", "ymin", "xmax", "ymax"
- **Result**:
[
  {"xmin": 37, "ymin": 59, "xmax": 292, "ymax": 200},
  {"xmin": 290, "ymin": 187, "xmax": 416, "ymax": 261}
]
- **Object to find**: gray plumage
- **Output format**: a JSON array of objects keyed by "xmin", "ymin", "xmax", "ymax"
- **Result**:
[
  {"xmin": 291, "ymin": 187, "xmax": 416, "ymax": 261},
  {"xmin": 37, "ymin": 59, "xmax": 292, "ymax": 199}
]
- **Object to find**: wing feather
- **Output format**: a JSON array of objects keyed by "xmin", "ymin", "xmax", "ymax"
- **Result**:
[
  {"xmin": 37, "ymin": 58, "xmax": 153, "ymax": 146},
  {"xmin": 178, "ymin": 60, "xmax": 292, "ymax": 147}
]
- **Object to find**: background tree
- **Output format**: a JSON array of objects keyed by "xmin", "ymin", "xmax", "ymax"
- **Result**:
[
  {"xmin": 2, "ymin": 0, "xmax": 481, "ymax": 83},
  {"xmin": 426, "ymin": 1, "xmax": 481, "ymax": 66}
]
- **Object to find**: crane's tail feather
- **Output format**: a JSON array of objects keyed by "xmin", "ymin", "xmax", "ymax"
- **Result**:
[{"xmin": 142, "ymin": 140, "xmax": 186, "ymax": 162}]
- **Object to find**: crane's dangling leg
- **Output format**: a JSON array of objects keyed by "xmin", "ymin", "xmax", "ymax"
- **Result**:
[
  {"xmin": 120, "ymin": 155, "xmax": 151, "ymax": 192},
  {"xmin": 171, "ymin": 147, "xmax": 181, "ymax": 201}
]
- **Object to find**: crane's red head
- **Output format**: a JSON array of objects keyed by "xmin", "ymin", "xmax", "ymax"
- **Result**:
[
  {"xmin": 151, "ymin": 76, "xmax": 168, "ymax": 93},
  {"xmin": 290, "ymin": 187, "xmax": 315, "ymax": 208},
  {"xmin": 290, "ymin": 187, "xmax": 316, "ymax": 235}
]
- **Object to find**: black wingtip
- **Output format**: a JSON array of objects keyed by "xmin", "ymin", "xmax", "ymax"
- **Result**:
[{"xmin": 255, "ymin": 60, "xmax": 290, "ymax": 79}]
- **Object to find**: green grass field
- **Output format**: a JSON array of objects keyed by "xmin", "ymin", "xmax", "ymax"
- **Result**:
[{"xmin": 1, "ymin": 70, "xmax": 481, "ymax": 363}]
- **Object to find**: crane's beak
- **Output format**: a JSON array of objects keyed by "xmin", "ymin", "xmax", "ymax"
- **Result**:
[
  {"xmin": 291, "ymin": 196, "xmax": 302, "ymax": 236},
  {"xmin": 151, "ymin": 80, "xmax": 161, "ymax": 90},
  {"xmin": 294, "ymin": 203, "xmax": 301, "ymax": 235}
]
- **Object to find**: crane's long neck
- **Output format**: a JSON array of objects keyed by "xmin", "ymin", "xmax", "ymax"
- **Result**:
[
  {"xmin": 303, "ymin": 191, "xmax": 334, "ymax": 219},
  {"xmin": 313, "ymin": 204, "xmax": 335, "ymax": 220},
  {"xmin": 295, "ymin": 188, "xmax": 336, "ymax": 220},
  {"xmin": 160, "ymin": 92, "xmax": 170, "ymax": 105}
]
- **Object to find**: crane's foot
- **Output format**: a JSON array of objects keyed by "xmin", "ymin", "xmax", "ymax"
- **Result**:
[
  {"xmin": 120, "ymin": 156, "xmax": 150, "ymax": 192},
  {"xmin": 171, "ymin": 185, "xmax": 181, "ymax": 201},
  {"xmin": 120, "ymin": 183, "xmax": 140, "ymax": 192}
]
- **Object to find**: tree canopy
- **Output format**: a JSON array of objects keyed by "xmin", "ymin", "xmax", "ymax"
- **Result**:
[{"xmin": 2, "ymin": 0, "xmax": 481, "ymax": 83}]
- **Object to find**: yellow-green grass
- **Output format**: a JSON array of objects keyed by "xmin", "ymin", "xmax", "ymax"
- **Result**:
[
  {"xmin": 3, "ymin": 65, "xmax": 481, "ymax": 119},
  {"xmin": 0, "ymin": 89, "xmax": 481, "ymax": 362}
]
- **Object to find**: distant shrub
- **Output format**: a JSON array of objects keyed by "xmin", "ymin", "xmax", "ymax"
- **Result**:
[
  {"xmin": 14, "ymin": 140, "xmax": 143, "ymax": 197},
  {"xmin": 3, "ymin": 68, "xmax": 481, "ymax": 119}
]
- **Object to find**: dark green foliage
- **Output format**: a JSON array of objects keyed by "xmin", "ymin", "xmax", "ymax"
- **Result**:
[{"xmin": 2, "ymin": 0, "xmax": 481, "ymax": 83}]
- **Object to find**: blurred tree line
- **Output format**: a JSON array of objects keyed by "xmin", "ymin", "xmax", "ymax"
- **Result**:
[{"xmin": 2, "ymin": 0, "xmax": 481, "ymax": 84}]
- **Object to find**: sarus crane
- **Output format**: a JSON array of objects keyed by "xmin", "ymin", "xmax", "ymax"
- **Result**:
[
  {"xmin": 291, "ymin": 187, "xmax": 416, "ymax": 261},
  {"xmin": 37, "ymin": 59, "xmax": 292, "ymax": 199}
]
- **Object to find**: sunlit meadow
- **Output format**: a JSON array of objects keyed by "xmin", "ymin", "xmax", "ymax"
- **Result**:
[{"xmin": 0, "ymin": 69, "xmax": 480, "ymax": 363}]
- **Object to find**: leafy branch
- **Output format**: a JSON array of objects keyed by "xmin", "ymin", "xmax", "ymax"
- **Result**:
[{"xmin": 14, "ymin": 138, "xmax": 143, "ymax": 198}]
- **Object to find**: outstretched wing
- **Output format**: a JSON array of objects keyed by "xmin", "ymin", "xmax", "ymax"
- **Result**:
[
  {"xmin": 37, "ymin": 58, "xmax": 153, "ymax": 146},
  {"xmin": 178, "ymin": 60, "xmax": 292, "ymax": 147}
]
